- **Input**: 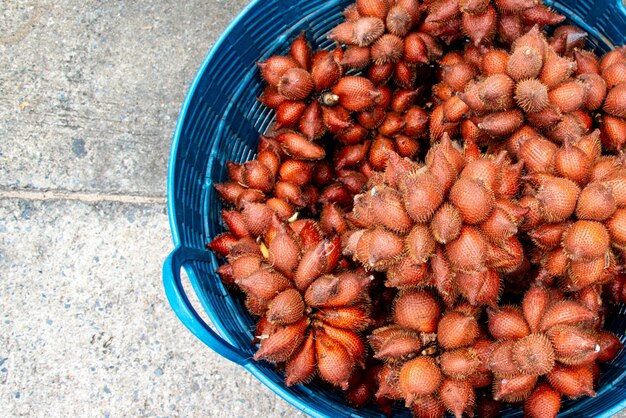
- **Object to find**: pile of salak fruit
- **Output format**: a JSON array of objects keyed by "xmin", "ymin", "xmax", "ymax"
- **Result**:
[{"xmin": 206, "ymin": 0, "xmax": 626, "ymax": 416}]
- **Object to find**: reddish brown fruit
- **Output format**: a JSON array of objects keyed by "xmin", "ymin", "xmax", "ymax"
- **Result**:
[
  {"xmin": 576, "ymin": 182, "xmax": 617, "ymax": 221},
  {"xmin": 601, "ymin": 115, "xmax": 626, "ymax": 151},
  {"xmin": 386, "ymin": 257, "xmax": 428, "ymax": 288},
  {"xmin": 370, "ymin": 186, "xmax": 412, "ymax": 233},
  {"xmin": 277, "ymin": 132, "xmax": 325, "ymax": 161},
  {"xmin": 443, "ymin": 95, "xmax": 470, "ymax": 123},
  {"xmin": 206, "ymin": 233, "xmax": 238, "ymax": 257},
  {"xmin": 488, "ymin": 340, "xmax": 518, "ymax": 377},
  {"xmin": 236, "ymin": 267, "xmax": 293, "ymax": 301},
  {"xmin": 524, "ymin": 383, "xmax": 562, "ymax": 418},
  {"xmin": 311, "ymin": 50, "xmax": 342, "ymax": 91},
  {"xmin": 278, "ymin": 159, "xmax": 313, "ymax": 186},
  {"xmin": 547, "ymin": 324, "xmax": 600, "ymax": 365},
  {"xmin": 512, "ymin": 333, "xmax": 556, "ymax": 375},
  {"xmin": 341, "ymin": 45, "xmax": 371, "ymax": 69},
  {"xmin": 528, "ymin": 174, "xmax": 581, "ymax": 223},
  {"xmin": 449, "ymin": 177, "xmax": 495, "ymax": 224},
  {"xmin": 315, "ymin": 306, "xmax": 372, "ymax": 332},
  {"xmin": 603, "ymin": 62, "xmax": 626, "ymax": 88},
  {"xmin": 394, "ymin": 60, "xmax": 417, "ymax": 89},
  {"xmin": 495, "ymin": 0, "xmax": 537, "ymax": 13},
  {"xmin": 477, "ymin": 74, "xmax": 515, "ymax": 111},
  {"xmin": 439, "ymin": 378, "xmax": 475, "ymax": 418},
  {"xmin": 463, "ymin": 5, "xmax": 497, "ymax": 46},
  {"xmin": 329, "ymin": 21, "xmax": 355, "ymax": 44},
  {"xmin": 391, "ymin": 89, "xmax": 418, "ymax": 113},
  {"xmin": 539, "ymin": 300, "xmax": 596, "ymax": 332},
  {"xmin": 604, "ymin": 83, "xmax": 626, "ymax": 118},
  {"xmin": 355, "ymin": 228, "xmax": 404, "ymax": 271},
  {"xmin": 315, "ymin": 331, "xmax": 354, "ymax": 389},
  {"xmin": 399, "ymin": 356, "xmax": 443, "ymax": 405},
  {"xmin": 596, "ymin": 330, "xmax": 624, "ymax": 362},
  {"xmin": 351, "ymin": 16, "xmax": 385, "ymax": 47},
  {"xmin": 488, "ymin": 306, "xmax": 530, "ymax": 340},
  {"xmin": 258, "ymin": 86, "xmax": 288, "ymax": 109},
  {"xmin": 477, "ymin": 110, "xmax": 525, "ymax": 137},
  {"xmin": 456, "ymin": 269, "xmax": 501, "ymax": 307},
  {"xmin": 554, "ymin": 140, "xmax": 592, "ymax": 186},
  {"xmin": 254, "ymin": 318, "xmax": 308, "ymax": 363},
  {"xmin": 443, "ymin": 62, "xmax": 477, "ymax": 92},
  {"xmin": 368, "ymin": 135, "xmax": 396, "ymax": 169},
  {"xmin": 404, "ymin": 33, "xmax": 429, "ymax": 64},
  {"xmin": 386, "ymin": 6, "xmax": 412, "ymax": 37},
  {"xmin": 367, "ymin": 62, "xmax": 395, "ymax": 85},
  {"xmin": 600, "ymin": 48, "xmax": 626, "ymax": 72},
  {"xmin": 493, "ymin": 373, "xmax": 538, "ymax": 403},
  {"xmin": 371, "ymin": 34, "xmax": 404, "ymax": 65},
  {"xmin": 440, "ymin": 348, "xmax": 482, "ymax": 379},
  {"xmin": 515, "ymin": 78, "xmax": 549, "ymax": 112},
  {"xmin": 285, "ymin": 332, "xmax": 316, "ymax": 386},
  {"xmin": 241, "ymin": 160, "xmax": 275, "ymax": 193},
  {"xmin": 395, "ymin": 135, "xmax": 420, "ymax": 158},
  {"xmin": 258, "ymin": 56, "xmax": 300, "ymax": 87},
  {"xmin": 321, "ymin": 324, "xmax": 366, "ymax": 367},
  {"xmin": 438, "ymin": 311, "xmax": 480, "ymax": 349},
  {"xmin": 289, "ymin": 32, "xmax": 311, "ymax": 71},
  {"xmin": 578, "ymin": 73, "xmax": 607, "ymax": 110},
  {"xmin": 411, "ymin": 396, "xmax": 446, "ymax": 418},
  {"xmin": 480, "ymin": 207, "xmax": 518, "ymax": 243},
  {"xmin": 549, "ymin": 81, "xmax": 586, "ymax": 113},
  {"xmin": 305, "ymin": 271, "xmax": 371, "ymax": 308},
  {"xmin": 547, "ymin": 364, "xmax": 596, "ymax": 398},
  {"xmin": 529, "ymin": 223, "xmax": 569, "ymax": 249},
  {"xmin": 356, "ymin": 0, "xmax": 390, "ymax": 19},
  {"xmin": 562, "ymin": 220, "xmax": 610, "ymax": 261},
  {"xmin": 541, "ymin": 49, "xmax": 577, "ymax": 88},
  {"xmin": 498, "ymin": 13, "xmax": 524, "ymax": 45},
  {"xmin": 268, "ymin": 225, "xmax": 300, "ymax": 277},
  {"xmin": 527, "ymin": 106, "xmax": 563, "ymax": 130},
  {"xmin": 508, "ymin": 47, "xmax": 543, "ymax": 81},
  {"xmin": 332, "ymin": 76, "xmax": 381, "ymax": 112},
  {"xmin": 277, "ymin": 68, "xmax": 314, "ymax": 101},
  {"xmin": 267, "ymin": 289, "xmax": 305, "ymax": 325},
  {"xmin": 402, "ymin": 171, "xmax": 444, "ymax": 222},
  {"xmin": 393, "ymin": 290, "xmax": 441, "ymax": 333},
  {"xmin": 431, "ymin": 203, "xmax": 463, "ymax": 244},
  {"xmin": 518, "ymin": 136, "xmax": 557, "ymax": 174},
  {"xmin": 216, "ymin": 263, "xmax": 235, "ymax": 286},
  {"xmin": 445, "ymin": 226, "xmax": 488, "ymax": 272},
  {"xmin": 606, "ymin": 208, "xmax": 626, "ymax": 249},
  {"xmin": 369, "ymin": 326, "xmax": 423, "ymax": 360},
  {"xmin": 483, "ymin": 49, "xmax": 510, "ymax": 75}
]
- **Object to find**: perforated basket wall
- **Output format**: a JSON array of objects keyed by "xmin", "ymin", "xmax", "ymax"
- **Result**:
[{"xmin": 166, "ymin": 0, "xmax": 626, "ymax": 416}]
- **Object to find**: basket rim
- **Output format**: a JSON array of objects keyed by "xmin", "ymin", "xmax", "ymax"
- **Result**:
[{"xmin": 166, "ymin": 1, "xmax": 626, "ymax": 417}]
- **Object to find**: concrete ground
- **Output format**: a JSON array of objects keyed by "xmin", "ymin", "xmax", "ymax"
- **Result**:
[{"xmin": 0, "ymin": 1, "xmax": 623, "ymax": 418}]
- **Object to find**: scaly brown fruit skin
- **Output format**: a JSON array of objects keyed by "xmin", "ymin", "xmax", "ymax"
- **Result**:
[
  {"xmin": 346, "ymin": 138, "xmax": 525, "ymax": 309},
  {"xmin": 371, "ymin": 302, "xmax": 491, "ymax": 417},
  {"xmin": 484, "ymin": 285, "xmax": 619, "ymax": 404},
  {"xmin": 209, "ymin": 211, "xmax": 372, "ymax": 389}
]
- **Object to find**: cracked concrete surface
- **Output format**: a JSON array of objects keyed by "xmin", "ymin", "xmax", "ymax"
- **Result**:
[{"xmin": 0, "ymin": 1, "xmax": 624, "ymax": 417}]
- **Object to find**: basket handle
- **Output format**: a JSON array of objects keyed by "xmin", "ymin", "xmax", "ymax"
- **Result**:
[{"xmin": 163, "ymin": 246, "xmax": 249, "ymax": 366}]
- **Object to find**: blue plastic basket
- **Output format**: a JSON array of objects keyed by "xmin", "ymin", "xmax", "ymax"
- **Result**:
[{"xmin": 163, "ymin": 1, "xmax": 626, "ymax": 416}]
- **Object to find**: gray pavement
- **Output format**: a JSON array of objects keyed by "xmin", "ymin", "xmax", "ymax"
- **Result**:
[{"xmin": 0, "ymin": 1, "xmax": 623, "ymax": 418}]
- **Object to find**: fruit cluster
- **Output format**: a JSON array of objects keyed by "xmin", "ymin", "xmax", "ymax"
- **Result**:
[{"xmin": 206, "ymin": 0, "xmax": 625, "ymax": 416}]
